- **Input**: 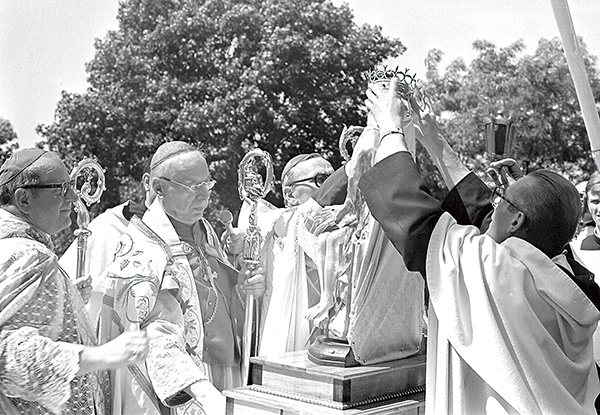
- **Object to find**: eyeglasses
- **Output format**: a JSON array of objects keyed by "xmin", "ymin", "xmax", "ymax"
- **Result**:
[
  {"xmin": 20, "ymin": 180, "xmax": 75, "ymax": 197},
  {"xmin": 288, "ymin": 173, "xmax": 331, "ymax": 188},
  {"xmin": 490, "ymin": 187, "xmax": 522, "ymax": 212},
  {"xmin": 159, "ymin": 176, "xmax": 216, "ymax": 193}
]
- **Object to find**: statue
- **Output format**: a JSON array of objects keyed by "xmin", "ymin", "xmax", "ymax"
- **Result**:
[
  {"xmin": 305, "ymin": 67, "xmax": 428, "ymax": 366},
  {"xmin": 225, "ymin": 71, "xmax": 429, "ymax": 413}
]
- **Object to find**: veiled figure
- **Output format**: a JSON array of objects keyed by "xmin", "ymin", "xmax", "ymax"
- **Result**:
[{"xmin": 306, "ymin": 111, "xmax": 426, "ymax": 365}]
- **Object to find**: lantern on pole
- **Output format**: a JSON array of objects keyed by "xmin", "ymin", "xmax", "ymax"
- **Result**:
[{"xmin": 485, "ymin": 111, "xmax": 516, "ymax": 158}]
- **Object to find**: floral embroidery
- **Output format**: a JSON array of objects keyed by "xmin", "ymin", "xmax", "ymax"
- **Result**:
[{"xmin": 0, "ymin": 211, "xmax": 110, "ymax": 415}]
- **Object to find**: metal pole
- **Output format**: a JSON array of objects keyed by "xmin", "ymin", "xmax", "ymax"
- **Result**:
[{"xmin": 550, "ymin": 0, "xmax": 600, "ymax": 168}]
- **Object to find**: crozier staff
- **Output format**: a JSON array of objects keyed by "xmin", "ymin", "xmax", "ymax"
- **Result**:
[{"xmin": 0, "ymin": 148, "xmax": 148, "ymax": 415}]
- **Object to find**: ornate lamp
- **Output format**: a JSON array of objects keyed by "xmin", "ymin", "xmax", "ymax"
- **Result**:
[{"xmin": 485, "ymin": 111, "xmax": 516, "ymax": 158}]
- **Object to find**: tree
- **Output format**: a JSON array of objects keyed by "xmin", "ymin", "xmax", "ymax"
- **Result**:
[
  {"xmin": 420, "ymin": 37, "xmax": 600, "ymax": 194},
  {"xmin": 0, "ymin": 118, "xmax": 19, "ymax": 165},
  {"xmin": 38, "ymin": 0, "xmax": 405, "ymax": 223}
]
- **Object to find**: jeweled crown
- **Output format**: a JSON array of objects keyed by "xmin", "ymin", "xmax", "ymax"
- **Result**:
[{"xmin": 366, "ymin": 66, "xmax": 418, "ymax": 99}]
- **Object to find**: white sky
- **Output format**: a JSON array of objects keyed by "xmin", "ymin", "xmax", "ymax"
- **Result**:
[{"xmin": 1, "ymin": 0, "xmax": 599, "ymax": 148}]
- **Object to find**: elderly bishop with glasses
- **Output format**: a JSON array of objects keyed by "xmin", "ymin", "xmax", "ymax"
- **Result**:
[
  {"xmin": 0, "ymin": 149, "xmax": 149, "ymax": 415},
  {"xmin": 358, "ymin": 79, "xmax": 600, "ymax": 414},
  {"xmin": 95, "ymin": 142, "xmax": 266, "ymax": 415}
]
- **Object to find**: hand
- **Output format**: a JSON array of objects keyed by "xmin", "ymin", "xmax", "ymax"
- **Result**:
[
  {"xmin": 75, "ymin": 275, "xmax": 92, "ymax": 304},
  {"xmin": 77, "ymin": 330, "xmax": 149, "ymax": 375},
  {"xmin": 305, "ymin": 206, "xmax": 341, "ymax": 235},
  {"xmin": 185, "ymin": 380, "xmax": 226, "ymax": 415},
  {"xmin": 223, "ymin": 228, "xmax": 244, "ymax": 257},
  {"xmin": 304, "ymin": 300, "xmax": 333, "ymax": 329},
  {"xmin": 96, "ymin": 330, "xmax": 149, "ymax": 368},
  {"xmin": 487, "ymin": 158, "xmax": 524, "ymax": 188},
  {"xmin": 365, "ymin": 78, "xmax": 405, "ymax": 132},
  {"xmin": 409, "ymin": 90, "xmax": 442, "ymax": 150},
  {"xmin": 237, "ymin": 265, "xmax": 266, "ymax": 298}
]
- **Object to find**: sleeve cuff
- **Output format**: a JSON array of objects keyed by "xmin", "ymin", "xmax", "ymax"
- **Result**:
[{"xmin": 146, "ymin": 333, "xmax": 207, "ymax": 404}]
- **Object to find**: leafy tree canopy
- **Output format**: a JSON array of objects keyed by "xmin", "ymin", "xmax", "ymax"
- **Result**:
[
  {"xmin": 39, "ymin": 0, "xmax": 405, "ymax": 223},
  {"xmin": 38, "ymin": 1, "xmax": 600, "ymax": 254},
  {"xmin": 419, "ymin": 37, "xmax": 600, "ymax": 196},
  {"xmin": 0, "ymin": 118, "xmax": 19, "ymax": 165}
]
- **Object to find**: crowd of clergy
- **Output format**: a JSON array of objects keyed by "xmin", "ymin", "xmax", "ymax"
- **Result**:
[{"xmin": 1, "ymin": 78, "xmax": 600, "ymax": 415}]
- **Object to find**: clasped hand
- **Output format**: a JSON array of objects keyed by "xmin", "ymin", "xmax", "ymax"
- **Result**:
[
  {"xmin": 487, "ymin": 158, "xmax": 524, "ymax": 188},
  {"xmin": 237, "ymin": 264, "xmax": 266, "ymax": 298},
  {"xmin": 365, "ymin": 79, "xmax": 406, "ymax": 133},
  {"xmin": 75, "ymin": 275, "xmax": 92, "ymax": 304}
]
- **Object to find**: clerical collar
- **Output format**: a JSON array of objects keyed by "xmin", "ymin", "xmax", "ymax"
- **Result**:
[{"xmin": 123, "ymin": 200, "xmax": 147, "ymax": 221}]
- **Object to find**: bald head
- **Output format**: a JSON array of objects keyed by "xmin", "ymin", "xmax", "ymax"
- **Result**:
[
  {"xmin": 512, "ymin": 170, "xmax": 581, "ymax": 257},
  {"xmin": 282, "ymin": 154, "xmax": 333, "ymax": 187},
  {"xmin": 486, "ymin": 169, "xmax": 581, "ymax": 258}
]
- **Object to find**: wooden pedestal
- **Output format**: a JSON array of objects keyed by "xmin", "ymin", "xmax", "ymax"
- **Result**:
[
  {"xmin": 224, "ymin": 387, "xmax": 424, "ymax": 415},
  {"xmin": 223, "ymin": 350, "xmax": 426, "ymax": 414}
]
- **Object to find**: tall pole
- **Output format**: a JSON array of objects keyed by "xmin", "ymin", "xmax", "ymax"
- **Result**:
[
  {"xmin": 237, "ymin": 149, "xmax": 273, "ymax": 386},
  {"xmin": 550, "ymin": 0, "xmax": 600, "ymax": 169}
]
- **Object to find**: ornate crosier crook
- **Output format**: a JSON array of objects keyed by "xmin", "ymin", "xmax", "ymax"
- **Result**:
[
  {"xmin": 69, "ymin": 158, "xmax": 106, "ymax": 281},
  {"xmin": 237, "ymin": 148, "xmax": 273, "ymax": 385}
]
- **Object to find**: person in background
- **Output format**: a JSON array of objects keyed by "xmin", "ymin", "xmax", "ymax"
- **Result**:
[
  {"xmin": 0, "ymin": 148, "xmax": 148, "ymax": 415},
  {"xmin": 281, "ymin": 154, "xmax": 335, "ymax": 208},
  {"xmin": 576, "ymin": 179, "xmax": 594, "ymax": 230},
  {"xmin": 237, "ymin": 153, "xmax": 335, "ymax": 356},
  {"xmin": 571, "ymin": 172, "xmax": 600, "ymax": 373}
]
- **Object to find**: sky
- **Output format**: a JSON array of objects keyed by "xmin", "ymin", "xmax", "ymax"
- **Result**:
[{"xmin": 1, "ymin": 0, "xmax": 599, "ymax": 148}]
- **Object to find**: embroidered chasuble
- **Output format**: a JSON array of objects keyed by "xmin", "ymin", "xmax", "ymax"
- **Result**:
[
  {"xmin": 96, "ymin": 200, "xmax": 243, "ymax": 415},
  {"xmin": 0, "ymin": 209, "xmax": 109, "ymax": 415}
]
